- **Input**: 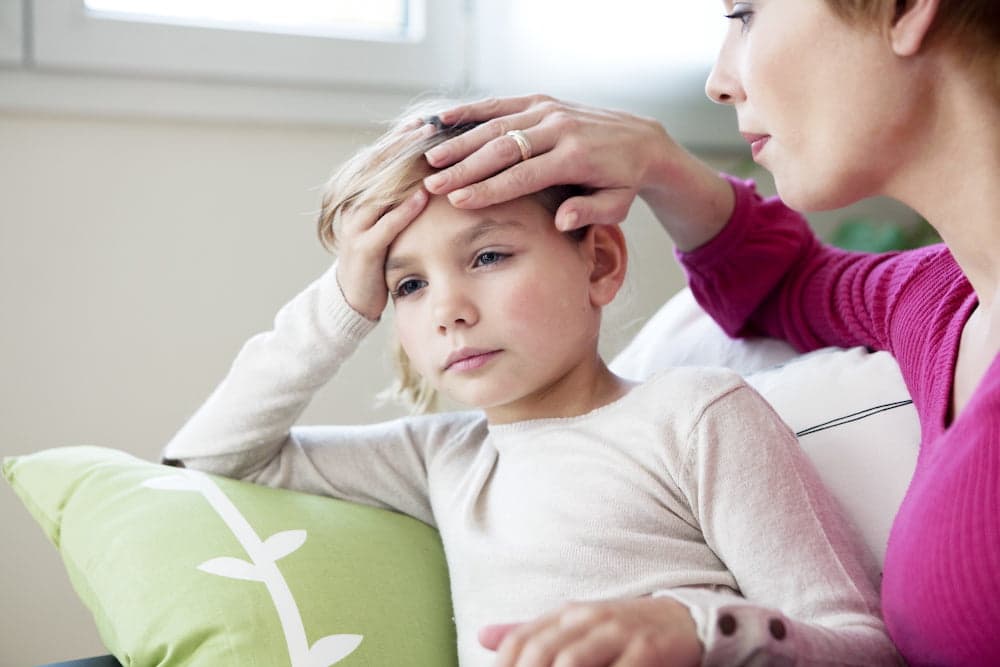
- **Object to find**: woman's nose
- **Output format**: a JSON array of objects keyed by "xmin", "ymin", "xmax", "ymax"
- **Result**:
[{"xmin": 705, "ymin": 38, "xmax": 744, "ymax": 105}]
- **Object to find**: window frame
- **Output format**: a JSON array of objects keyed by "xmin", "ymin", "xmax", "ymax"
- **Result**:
[{"xmin": 27, "ymin": 0, "xmax": 467, "ymax": 89}]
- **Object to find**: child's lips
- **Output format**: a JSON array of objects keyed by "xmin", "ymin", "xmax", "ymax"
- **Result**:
[{"xmin": 444, "ymin": 348, "xmax": 502, "ymax": 372}]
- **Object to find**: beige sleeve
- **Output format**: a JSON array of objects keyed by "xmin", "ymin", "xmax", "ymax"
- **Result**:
[
  {"xmin": 160, "ymin": 262, "xmax": 480, "ymax": 526},
  {"xmin": 660, "ymin": 383, "xmax": 901, "ymax": 666}
]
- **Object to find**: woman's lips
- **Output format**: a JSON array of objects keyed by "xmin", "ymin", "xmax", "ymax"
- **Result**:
[{"xmin": 742, "ymin": 133, "xmax": 771, "ymax": 160}]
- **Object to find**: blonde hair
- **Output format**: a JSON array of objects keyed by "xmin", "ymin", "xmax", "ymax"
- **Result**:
[
  {"xmin": 824, "ymin": 0, "xmax": 999, "ymax": 95},
  {"xmin": 317, "ymin": 99, "xmax": 585, "ymax": 413}
]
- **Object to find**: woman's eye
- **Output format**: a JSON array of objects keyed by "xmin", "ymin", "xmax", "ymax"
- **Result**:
[
  {"xmin": 725, "ymin": 4, "xmax": 753, "ymax": 31},
  {"xmin": 474, "ymin": 251, "xmax": 508, "ymax": 267},
  {"xmin": 392, "ymin": 278, "xmax": 426, "ymax": 298}
]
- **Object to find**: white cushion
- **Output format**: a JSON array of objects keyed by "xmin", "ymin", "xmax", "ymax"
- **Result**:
[
  {"xmin": 745, "ymin": 348, "xmax": 918, "ymax": 567},
  {"xmin": 611, "ymin": 287, "xmax": 799, "ymax": 380},
  {"xmin": 611, "ymin": 288, "xmax": 919, "ymax": 568}
]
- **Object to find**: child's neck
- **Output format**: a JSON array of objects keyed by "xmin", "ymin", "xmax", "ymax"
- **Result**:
[{"xmin": 484, "ymin": 356, "xmax": 635, "ymax": 426}]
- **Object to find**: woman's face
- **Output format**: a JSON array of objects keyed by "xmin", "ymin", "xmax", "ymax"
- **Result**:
[{"xmin": 705, "ymin": 0, "xmax": 924, "ymax": 211}]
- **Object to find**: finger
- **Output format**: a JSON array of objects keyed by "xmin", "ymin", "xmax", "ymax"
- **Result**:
[
  {"xmin": 441, "ymin": 149, "xmax": 578, "ymax": 210},
  {"xmin": 424, "ymin": 106, "xmax": 545, "ymax": 170},
  {"xmin": 369, "ymin": 188, "xmax": 428, "ymax": 246},
  {"xmin": 493, "ymin": 617, "xmax": 561, "ymax": 667},
  {"xmin": 425, "ymin": 124, "xmax": 556, "ymax": 197},
  {"xmin": 338, "ymin": 201, "xmax": 382, "ymax": 237},
  {"xmin": 550, "ymin": 624, "xmax": 629, "ymax": 667},
  {"xmin": 479, "ymin": 623, "xmax": 521, "ymax": 651},
  {"xmin": 509, "ymin": 621, "xmax": 594, "ymax": 667},
  {"xmin": 555, "ymin": 189, "xmax": 637, "ymax": 230},
  {"xmin": 435, "ymin": 94, "xmax": 553, "ymax": 129},
  {"xmin": 609, "ymin": 634, "xmax": 666, "ymax": 667}
]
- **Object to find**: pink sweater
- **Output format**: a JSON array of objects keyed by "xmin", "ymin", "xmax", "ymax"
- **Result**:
[{"xmin": 678, "ymin": 176, "xmax": 1000, "ymax": 667}]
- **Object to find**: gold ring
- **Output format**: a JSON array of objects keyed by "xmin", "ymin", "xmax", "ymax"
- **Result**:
[{"xmin": 505, "ymin": 129, "xmax": 532, "ymax": 162}]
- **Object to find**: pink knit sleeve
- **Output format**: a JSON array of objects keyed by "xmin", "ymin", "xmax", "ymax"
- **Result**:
[{"xmin": 676, "ymin": 175, "xmax": 936, "ymax": 356}]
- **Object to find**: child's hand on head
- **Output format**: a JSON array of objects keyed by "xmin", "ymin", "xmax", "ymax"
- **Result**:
[
  {"xmin": 480, "ymin": 596, "xmax": 701, "ymax": 667},
  {"xmin": 335, "ymin": 187, "xmax": 428, "ymax": 321}
]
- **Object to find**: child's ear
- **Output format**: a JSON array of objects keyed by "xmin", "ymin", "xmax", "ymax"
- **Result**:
[{"xmin": 583, "ymin": 224, "xmax": 628, "ymax": 307}]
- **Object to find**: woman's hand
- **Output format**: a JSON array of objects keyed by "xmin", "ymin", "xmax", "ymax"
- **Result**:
[
  {"xmin": 480, "ymin": 597, "xmax": 703, "ymax": 667},
  {"xmin": 335, "ymin": 187, "xmax": 428, "ymax": 321},
  {"xmin": 422, "ymin": 95, "xmax": 734, "ymax": 249}
]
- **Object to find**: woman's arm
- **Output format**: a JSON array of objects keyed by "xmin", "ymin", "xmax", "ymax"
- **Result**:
[
  {"xmin": 678, "ymin": 175, "xmax": 944, "ymax": 355},
  {"xmin": 421, "ymin": 95, "xmax": 734, "ymax": 248},
  {"xmin": 665, "ymin": 381, "xmax": 900, "ymax": 665}
]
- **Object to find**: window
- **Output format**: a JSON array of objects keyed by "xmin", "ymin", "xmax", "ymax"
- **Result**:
[
  {"xmin": 29, "ymin": 0, "xmax": 466, "ymax": 89},
  {"xmin": 82, "ymin": 1, "xmax": 415, "ymax": 42}
]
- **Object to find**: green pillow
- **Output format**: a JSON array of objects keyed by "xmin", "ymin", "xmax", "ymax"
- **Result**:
[{"xmin": 3, "ymin": 446, "xmax": 457, "ymax": 666}]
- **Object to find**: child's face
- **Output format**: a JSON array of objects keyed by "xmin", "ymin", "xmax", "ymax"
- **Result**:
[{"xmin": 385, "ymin": 194, "xmax": 603, "ymax": 423}]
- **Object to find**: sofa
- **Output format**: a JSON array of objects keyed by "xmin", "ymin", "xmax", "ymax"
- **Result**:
[{"xmin": 4, "ymin": 288, "xmax": 920, "ymax": 667}]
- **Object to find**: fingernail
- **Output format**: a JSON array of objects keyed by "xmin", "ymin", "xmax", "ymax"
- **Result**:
[
  {"xmin": 424, "ymin": 173, "xmax": 446, "ymax": 191},
  {"xmin": 559, "ymin": 211, "xmax": 578, "ymax": 230},
  {"xmin": 425, "ymin": 147, "xmax": 446, "ymax": 165},
  {"xmin": 449, "ymin": 188, "xmax": 471, "ymax": 205},
  {"xmin": 411, "ymin": 188, "xmax": 427, "ymax": 204}
]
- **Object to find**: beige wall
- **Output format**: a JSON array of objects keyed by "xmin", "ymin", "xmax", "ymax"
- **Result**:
[{"xmin": 0, "ymin": 111, "xmax": 688, "ymax": 665}]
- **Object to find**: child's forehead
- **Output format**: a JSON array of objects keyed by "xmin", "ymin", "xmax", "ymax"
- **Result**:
[
  {"xmin": 411, "ymin": 194, "xmax": 552, "ymax": 239},
  {"xmin": 386, "ymin": 194, "xmax": 556, "ymax": 263}
]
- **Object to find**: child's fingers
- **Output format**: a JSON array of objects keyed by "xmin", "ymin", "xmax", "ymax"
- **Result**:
[
  {"xmin": 501, "ymin": 622, "xmax": 594, "ymax": 667},
  {"xmin": 478, "ymin": 623, "xmax": 520, "ymax": 651},
  {"xmin": 369, "ymin": 188, "xmax": 428, "ymax": 246},
  {"xmin": 491, "ymin": 616, "xmax": 559, "ymax": 667}
]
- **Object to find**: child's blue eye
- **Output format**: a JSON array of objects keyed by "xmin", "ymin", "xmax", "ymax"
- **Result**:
[
  {"xmin": 474, "ymin": 251, "xmax": 508, "ymax": 267},
  {"xmin": 392, "ymin": 278, "xmax": 426, "ymax": 298}
]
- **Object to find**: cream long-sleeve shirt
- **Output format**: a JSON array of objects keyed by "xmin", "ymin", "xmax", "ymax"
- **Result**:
[{"xmin": 163, "ymin": 264, "xmax": 899, "ymax": 667}]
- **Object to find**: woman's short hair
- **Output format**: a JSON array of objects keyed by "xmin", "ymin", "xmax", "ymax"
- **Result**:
[
  {"xmin": 317, "ymin": 99, "xmax": 585, "ymax": 412},
  {"xmin": 825, "ymin": 0, "xmax": 999, "ymax": 94}
]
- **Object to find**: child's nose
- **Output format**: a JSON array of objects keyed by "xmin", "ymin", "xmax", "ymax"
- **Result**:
[{"xmin": 433, "ymin": 286, "xmax": 478, "ymax": 333}]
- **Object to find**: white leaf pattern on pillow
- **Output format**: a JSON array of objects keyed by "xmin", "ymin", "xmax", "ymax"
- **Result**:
[
  {"xmin": 142, "ymin": 472, "xmax": 364, "ymax": 666},
  {"xmin": 264, "ymin": 529, "xmax": 308, "ymax": 561},
  {"xmin": 197, "ymin": 556, "xmax": 261, "ymax": 581}
]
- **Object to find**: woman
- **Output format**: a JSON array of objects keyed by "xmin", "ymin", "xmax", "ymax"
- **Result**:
[{"xmin": 419, "ymin": 1, "xmax": 1000, "ymax": 665}]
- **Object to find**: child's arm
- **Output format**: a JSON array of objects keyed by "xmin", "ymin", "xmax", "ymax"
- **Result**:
[
  {"xmin": 161, "ymin": 256, "xmax": 481, "ymax": 526},
  {"xmin": 659, "ymin": 381, "xmax": 901, "ymax": 665},
  {"xmin": 162, "ymin": 188, "xmax": 477, "ymax": 523},
  {"xmin": 479, "ymin": 380, "xmax": 899, "ymax": 667}
]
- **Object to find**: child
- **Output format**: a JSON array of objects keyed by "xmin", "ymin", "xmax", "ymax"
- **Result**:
[{"xmin": 162, "ymin": 104, "xmax": 899, "ymax": 667}]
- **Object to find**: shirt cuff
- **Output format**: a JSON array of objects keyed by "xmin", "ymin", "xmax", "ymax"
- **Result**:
[{"xmin": 655, "ymin": 587, "xmax": 796, "ymax": 667}]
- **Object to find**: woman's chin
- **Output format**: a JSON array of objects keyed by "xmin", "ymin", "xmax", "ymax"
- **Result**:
[{"xmin": 774, "ymin": 177, "xmax": 852, "ymax": 214}]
